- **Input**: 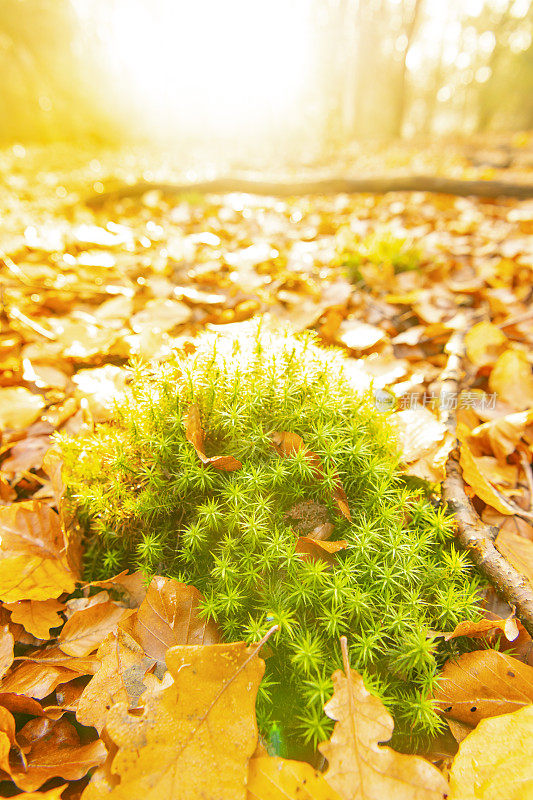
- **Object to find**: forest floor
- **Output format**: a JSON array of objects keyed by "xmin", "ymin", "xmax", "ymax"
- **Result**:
[{"xmin": 0, "ymin": 136, "xmax": 533, "ymax": 798}]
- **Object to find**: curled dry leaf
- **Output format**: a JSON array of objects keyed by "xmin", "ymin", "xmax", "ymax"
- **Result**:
[
  {"xmin": 457, "ymin": 424, "xmax": 516, "ymax": 515},
  {"xmin": 82, "ymin": 641, "xmax": 265, "ymax": 800},
  {"xmin": 4, "ymin": 599, "xmax": 64, "ymax": 640},
  {"xmin": 58, "ymin": 600, "xmax": 129, "ymax": 657},
  {"xmin": 434, "ymin": 650, "xmax": 533, "ymax": 726},
  {"xmin": 470, "ymin": 409, "xmax": 533, "ymax": 461},
  {"xmin": 247, "ymin": 756, "xmax": 342, "ymax": 800},
  {"xmin": 0, "ymin": 501, "xmax": 77, "ymax": 602},
  {"xmin": 448, "ymin": 705, "xmax": 533, "ymax": 800},
  {"xmin": 185, "ymin": 404, "xmax": 242, "ymax": 471},
  {"xmin": 295, "ymin": 537, "xmax": 348, "ymax": 565},
  {"xmin": 442, "ymin": 615, "xmax": 519, "ymax": 643},
  {"xmin": 319, "ymin": 642, "xmax": 448, "ymax": 800},
  {"xmin": 121, "ymin": 576, "xmax": 221, "ymax": 661},
  {"xmin": 9, "ymin": 717, "xmax": 107, "ymax": 793}
]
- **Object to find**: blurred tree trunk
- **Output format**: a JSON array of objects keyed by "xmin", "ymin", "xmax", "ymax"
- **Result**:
[{"xmin": 389, "ymin": 0, "xmax": 423, "ymax": 138}]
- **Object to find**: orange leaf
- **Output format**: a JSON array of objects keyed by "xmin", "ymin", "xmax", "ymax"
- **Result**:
[
  {"xmin": 82, "ymin": 642, "xmax": 264, "ymax": 800},
  {"xmin": 4, "ymin": 599, "xmax": 64, "ymax": 640},
  {"xmin": 58, "ymin": 600, "xmax": 129, "ymax": 657},
  {"xmin": 458, "ymin": 424, "xmax": 516, "ymax": 515},
  {"xmin": 434, "ymin": 650, "xmax": 533, "ymax": 725},
  {"xmin": 295, "ymin": 537, "xmax": 348, "ymax": 565},
  {"xmin": 121, "ymin": 576, "xmax": 221, "ymax": 661},
  {"xmin": 488, "ymin": 349, "xmax": 533, "ymax": 411},
  {"xmin": 442, "ymin": 615, "xmax": 519, "ymax": 643},
  {"xmin": 185, "ymin": 404, "xmax": 241, "ymax": 471},
  {"xmin": 0, "ymin": 501, "xmax": 77, "ymax": 602},
  {"xmin": 247, "ymin": 756, "xmax": 342, "ymax": 800},
  {"xmin": 495, "ymin": 528, "xmax": 533, "ymax": 590}
]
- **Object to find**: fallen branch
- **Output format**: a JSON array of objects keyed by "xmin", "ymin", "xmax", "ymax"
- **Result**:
[
  {"xmin": 438, "ymin": 332, "xmax": 533, "ymax": 637},
  {"xmin": 85, "ymin": 175, "xmax": 533, "ymax": 207}
]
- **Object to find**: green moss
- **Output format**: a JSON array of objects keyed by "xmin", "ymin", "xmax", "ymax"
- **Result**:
[
  {"xmin": 338, "ymin": 229, "xmax": 422, "ymax": 284},
  {"xmin": 58, "ymin": 325, "xmax": 480, "ymax": 753}
]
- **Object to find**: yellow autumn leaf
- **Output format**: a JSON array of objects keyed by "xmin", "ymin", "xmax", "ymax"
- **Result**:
[
  {"xmin": 4, "ymin": 599, "xmax": 64, "ymax": 640},
  {"xmin": 457, "ymin": 424, "xmax": 516, "ymax": 515},
  {"xmin": 465, "ymin": 321, "xmax": 507, "ymax": 368},
  {"xmin": 0, "ymin": 387, "xmax": 45, "ymax": 431},
  {"xmin": 247, "ymin": 757, "xmax": 342, "ymax": 800},
  {"xmin": 319, "ymin": 640, "xmax": 448, "ymax": 800},
  {"xmin": 448, "ymin": 705, "xmax": 533, "ymax": 800},
  {"xmin": 0, "ymin": 502, "xmax": 77, "ymax": 602},
  {"xmin": 488, "ymin": 349, "xmax": 533, "ymax": 411},
  {"xmin": 82, "ymin": 641, "xmax": 265, "ymax": 800}
]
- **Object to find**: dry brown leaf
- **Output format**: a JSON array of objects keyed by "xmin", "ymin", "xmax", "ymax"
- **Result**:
[
  {"xmin": 185, "ymin": 404, "xmax": 242, "ymax": 471},
  {"xmin": 295, "ymin": 537, "xmax": 348, "ymax": 565},
  {"xmin": 1, "ymin": 436, "xmax": 51, "ymax": 477},
  {"xmin": 10, "ymin": 717, "xmax": 107, "ymax": 792},
  {"xmin": 247, "ymin": 756, "xmax": 342, "ymax": 800},
  {"xmin": 76, "ymin": 627, "xmax": 158, "ymax": 733},
  {"xmin": 0, "ymin": 501, "xmax": 77, "ymax": 602},
  {"xmin": 58, "ymin": 600, "xmax": 129, "ymax": 657},
  {"xmin": 0, "ymin": 388, "xmax": 45, "ymax": 431},
  {"xmin": 0, "ymin": 662, "xmax": 82, "ymax": 700},
  {"xmin": 0, "ymin": 624, "xmax": 14, "ymax": 681},
  {"xmin": 458, "ymin": 424, "xmax": 516, "ymax": 515},
  {"xmin": 434, "ymin": 650, "xmax": 533, "ymax": 725},
  {"xmin": 121, "ymin": 576, "xmax": 220, "ymax": 660},
  {"xmin": 448, "ymin": 705, "xmax": 533, "ymax": 800},
  {"xmin": 319, "ymin": 641, "xmax": 448, "ymax": 800},
  {"xmin": 464, "ymin": 321, "xmax": 507, "ymax": 368},
  {"xmin": 495, "ymin": 528, "xmax": 533, "ymax": 589},
  {"xmin": 4, "ymin": 599, "xmax": 64, "ymax": 640},
  {"xmin": 87, "ymin": 570, "xmax": 148, "ymax": 607},
  {"xmin": 390, "ymin": 407, "xmax": 448, "ymax": 464},
  {"xmin": 442, "ymin": 615, "xmax": 519, "ymax": 643},
  {"xmin": 488, "ymin": 349, "xmax": 533, "ymax": 411},
  {"xmin": 7, "ymin": 786, "xmax": 68, "ymax": 799},
  {"xmin": 82, "ymin": 641, "xmax": 264, "ymax": 800},
  {"xmin": 470, "ymin": 409, "xmax": 533, "ymax": 461}
]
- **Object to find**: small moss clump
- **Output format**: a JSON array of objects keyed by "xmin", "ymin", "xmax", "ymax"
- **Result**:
[
  {"xmin": 338, "ymin": 229, "xmax": 422, "ymax": 284},
  {"xmin": 58, "ymin": 326, "xmax": 480, "ymax": 752}
]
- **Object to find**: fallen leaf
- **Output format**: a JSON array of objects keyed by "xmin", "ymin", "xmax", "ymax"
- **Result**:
[
  {"xmin": 247, "ymin": 756, "xmax": 342, "ymax": 800},
  {"xmin": 58, "ymin": 600, "xmax": 128, "ymax": 657},
  {"xmin": 488, "ymin": 349, "xmax": 533, "ymax": 411},
  {"xmin": 1, "ymin": 436, "xmax": 51, "ymax": 477},
  {"xmin": 495, "ymin": 529, "xmax": 533, "ymax": 589},
  {"xmin": 0, "ymin": 388, "xmax": 45, "ymax": 431},
  {"xmin": 0, "ymin": 662, "xmax": 83, "ymax": 700},
  {"xmin": 76, "ymin": 627, "xmax": 158, "ymax": 733},
  {"xmin": 319, "ymin": 647, "xmax": 448, "ymax": 800},
  {"xmin": 185, "ymin": 404, "xmax": 242, "ymax": 471},
  {"xmin": 121, "ymin": 576, "xmax": 220, "ymax": 660},
  {"xmin": 470, "ymin": 409, "xmax": 533, "ymax": 461},
  {"xmin": 337, "ymin": 320, "xmax": 386, "ymax": 352},
  {"xmin": 82, "ymin": 641, "xmax": 264, "ymax": 800},
  {"xmin": 0, "ymin": 624, "xmax": 14, "ymax": 680},
  {"xmin": 130, "ymin": 298, "xmax": 192, "ymax": 334},
  {"xmin": 390, "ymin": 407, "xmax": 448, "ymax": 464},
  {"xmin": 434, "ymin": 650, "xmax": 533, "ymax": 725},
  {"xmin": 458, "ymin": 424, "xmax": 516, "ymax": 514},
  {"xmin": 448, "ymin": 704, "xmax": 533, "ymax": 800},
  {"xmin": 10, "ymin": 717, "xmax": 107, "ymax": 792},
  {"xmin": 0, "ymin": 501, "xmax": 77, "ymax": 602},
  {"xmin": 464, "ymin": 321, "xmax": 507, "ymax": 368},
  {"xmin": 295, "ymin": 537, "xmax": 348, "ymax": 565},
  {"xmin": 4, "ymin": 599, "xmax": 64, "ymax": 639},
  {"xmin": 442, "ymin": 615, "xmax": 519, "ymax": 643}
]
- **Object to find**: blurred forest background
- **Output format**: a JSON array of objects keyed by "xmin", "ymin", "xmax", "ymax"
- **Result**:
[{"xmin": 0, "ymin": 0, "xmax": 532, "ymax": 155}]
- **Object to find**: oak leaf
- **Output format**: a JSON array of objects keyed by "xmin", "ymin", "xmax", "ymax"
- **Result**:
[
  {"xmin": 0, "ymin": 501, "xmax": 77, "ymax": 602},
  {"xmin": 448, "ymin": 705, "xmax": 533, "ymax": 800},
  {"xmin": 434, "ymin": 650, "xmax": 533, "ymax": 725},
  {"xmin": 319, "ymin": 645, "xmax": 448, "ymax": 800},
  {"xmin": 82, "ymin": 641, "xmax": 264, "ymax": 800},
  {"xmin": 247, "ymin": 756, "xmax": 342, "ymax": 800},
  {"xmin": 4, "ymin": 599, "xmax": 64, "ymax": 640},
  {"xmin": 185, "ymin": 404, "xmax": 242, "ymax": 471}
]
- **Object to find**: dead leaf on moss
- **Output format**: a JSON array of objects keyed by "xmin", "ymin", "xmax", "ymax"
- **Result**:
[
  {"xmin": 185, "ymin": 404, "xmax": 242, "ymax": 471},
  {"xmin": 319, "ymin": 641, "xmax": 448, "ymax": 800},
  {"xmin": 441, "ymin": 615, "xmax": 519, "ymax": 643}
]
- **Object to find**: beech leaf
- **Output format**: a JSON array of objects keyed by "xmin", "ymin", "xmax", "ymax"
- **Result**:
[
  {"xmin": 247, "ymin": 756, "xmax": 342, "ymax": 800},
  {"xmin": 185, "ymin": 404, "xmax": 242, "ymax": 471}
]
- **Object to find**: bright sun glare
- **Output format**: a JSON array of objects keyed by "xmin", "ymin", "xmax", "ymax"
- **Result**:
[{"xmin": 102, "ymin": 0, "xmax": 312, "ymax": 138}]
